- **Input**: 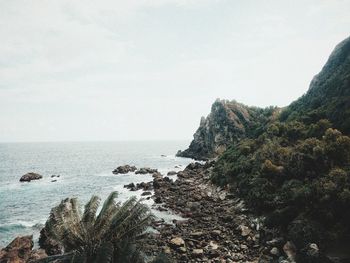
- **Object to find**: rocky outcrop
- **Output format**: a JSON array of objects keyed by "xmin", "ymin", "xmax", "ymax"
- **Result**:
[
  {"xmin": 135, "ymin": 167, "xmax": 158, "ymax": 174},
  {"xmin": 177, "ymin": 99, "xmax": 277, "ymax": 160},
  {"xmin": 19, "ymin": 172, "xmax": 43, "ymax": 182},
  {"xmin": 0, "ymin": 235, "xmax": 47, "ymax": 263},
  {"xmin": 112, "ymin": 165, "xmax": 137, "ymax": 174}
]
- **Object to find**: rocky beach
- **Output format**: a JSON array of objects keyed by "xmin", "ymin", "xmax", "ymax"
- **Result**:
[{"xmin": 138, "ymin": 162, "xmax": 330, "ymax": 263}]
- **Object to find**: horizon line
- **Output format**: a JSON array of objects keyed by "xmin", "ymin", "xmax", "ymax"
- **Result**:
[{"xmin": 0, "ymin": 139, "xmax": 192, "ymax": 144}]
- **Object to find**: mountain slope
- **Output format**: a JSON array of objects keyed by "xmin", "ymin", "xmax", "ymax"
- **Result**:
[{"xmin": 280, "ymin": 36, "xmax": 350, "ymax": 133}]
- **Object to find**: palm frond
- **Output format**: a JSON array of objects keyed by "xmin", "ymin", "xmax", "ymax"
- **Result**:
[
  {"xmin": 94, "ymin": 242, "xmax": 113, "ymax": 263},
  {"xmin": 82, "ymin": 195, "xmax": 100, "ymax": 228},
  {"xmin": 44, "ymin": 191, "xmax": 152, "ymax": 263}
]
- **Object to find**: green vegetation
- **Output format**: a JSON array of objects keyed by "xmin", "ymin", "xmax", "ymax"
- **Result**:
[
  {"xmin": 213, "ymin": 119, "xmax": 350, "ymax": 249},
  {"xmin": 211, "ymin": 36, "xmax": 350, "ymax": 254},
  {"xmin": 45, "ymin": 192, "xmax": 154, "ymax": 263},
  {"xmin": 280, "ymin": 36, "xmax": 350, "ymax": 134}
]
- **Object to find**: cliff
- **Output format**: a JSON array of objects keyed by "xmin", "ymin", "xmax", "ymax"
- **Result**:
[{"xmin": 177, "ymin": 99, "xmax": 277, "ymax": 160}]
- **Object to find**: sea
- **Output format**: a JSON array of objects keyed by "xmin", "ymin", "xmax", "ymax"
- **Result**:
[{"xmin": 0, "ymin": 141, "xmax": 193, "ymax": 247}]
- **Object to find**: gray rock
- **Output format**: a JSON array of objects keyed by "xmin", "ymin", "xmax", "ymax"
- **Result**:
[
  {"xmin": 135, "ymin": 167, "xmax": 158, "ymax": 174},
  {"xmin": 306, "ymin": 243, "xmax": 319, "ymax": 257},
  {"xmin": 20, "ymin": 172, "xmax": 43, "ymax": 182},
  {"xmin": 270, "ymin": 247, "xmax": 280, "ymax": 256},
  {"xmin": 170, "ymin": 237, "xmax": 185, "ymax": 247},
  {"xmin": 112, "ymin": 165, "xmax": 137, "ymax": 174}
]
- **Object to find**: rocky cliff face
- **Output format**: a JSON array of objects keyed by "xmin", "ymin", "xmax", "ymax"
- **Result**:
[{"xmin": 177, "ymin": 99, "xmax": 277, "ymax": 160}]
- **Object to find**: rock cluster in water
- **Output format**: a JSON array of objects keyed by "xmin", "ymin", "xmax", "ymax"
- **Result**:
[
  {"xmin": 19, "ymin": 172, "xmax": 43, "ymax": 182},
  {"xmin": 112, "ymin": 165, "xmax": 137, "ymax": 174},
  {"xmin": 112, "ymin": 165, "xmax": 158, "ymax": 175}
]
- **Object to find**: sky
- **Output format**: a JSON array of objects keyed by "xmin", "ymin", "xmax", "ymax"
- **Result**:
[{"xmin": 0, "ymin": 0, "xmax": 349, "ymax": 142}]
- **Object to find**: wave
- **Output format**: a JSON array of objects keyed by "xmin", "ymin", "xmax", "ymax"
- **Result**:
[{"xmin": 0, "ymin": 220, "xmax": 43, "ymax": 232}]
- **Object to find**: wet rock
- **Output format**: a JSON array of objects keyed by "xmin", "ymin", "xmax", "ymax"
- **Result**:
[
  {"xmin": 19, "ymin": 172, "xmax": 43, "ymax": 182},
  {"xmin": 154, "ymin": 196, "xmax": 162, "ymax": 204},
  {"xmin": 136, "ymin": 167, "xmax": 158, "ymax": 174},
  {"xmin": 141, "ymin": 191, "xmax": 152, "ymax": 196},
  {"xmin": 124, "ymin": 181, "xmax": 153, "ymax": 192},
  {"xmin": 167, "ymin": 171, "xmax": 177, "ymax": 176},
  {"xmin": 124, "ymin": 182, "xmax": 136, "ymax": 190},
  {"xmin": 137, "ymin": 182, "xmax": 153, "ymax": 191},
  {"xmin": 112, "ymin": 165, "xmax": 137, "ymax": 174}
]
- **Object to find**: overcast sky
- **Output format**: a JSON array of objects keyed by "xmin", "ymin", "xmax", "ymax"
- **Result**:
[{"xmin": 0, "ymin": 0, "xmax": 349, "ymax": 142}]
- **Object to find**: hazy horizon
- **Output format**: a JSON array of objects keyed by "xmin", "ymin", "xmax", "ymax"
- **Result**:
[{"xmin": 1, "ymin": 0, "xmax": 350, "ymax": 142}]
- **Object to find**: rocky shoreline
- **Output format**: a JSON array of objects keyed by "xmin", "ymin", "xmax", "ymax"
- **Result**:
[
  {"xmin": 133, "ymin": 162, "xmax": 305, "ymax": 263},
  {"xmin": 0, "ymin": 162, "xmax": 334, "ymax": 263}
]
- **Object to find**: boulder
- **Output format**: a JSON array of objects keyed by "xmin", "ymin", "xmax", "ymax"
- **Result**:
[
  {"xmin": 238, "ymin": 225, "xmax": 251, "ymax": 237},
  {"xmin": 0, "ymin": 235, "xmax": 46, "ymax": 263},
  {"xmin": 167, "ymin": 171, "xmax": 177, "ymax": 176},
  {"xmin": 192, "ymin": 249, "xmax": 203, "ymax": 257},
  {"xmin": 112, "ymin": 165, "xmax": 137, "ymax": 174},
  {"xmin": 19, "ymin": 172, "xmax": 43, "ymax": 182},
  {"xmin": 170, "ymin": 237, "xmax": 185, "ymax": 247},
  {"xmin": 124, "ymin": 183, "xmax": 136, "ymax": 190},
  {"xmin": 135, "ymin": 167, "xmax": 158, "ymax": 174}
]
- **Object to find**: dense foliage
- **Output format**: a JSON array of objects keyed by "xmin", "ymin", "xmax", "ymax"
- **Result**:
[
  {"xmin": 280, "ymin": 36, "xmax": 350, "ymax": 134},
  {"xmin": 211, "ymin": 37, "xmax": 350, "ymax": 254},
  {"xmin": 213, "ymin": 119, "xmax": 350, "ymax": 249},
  {"xmin": 46, "ymin": 192, "xmax": 153, "ymax": 263}
]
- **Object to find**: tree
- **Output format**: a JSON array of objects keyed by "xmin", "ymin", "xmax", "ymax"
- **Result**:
[{"xmin": 46, "ymin": 191, "xmax": 153, "ymax": 263}]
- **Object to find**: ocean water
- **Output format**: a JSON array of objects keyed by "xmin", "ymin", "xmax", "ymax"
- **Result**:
[{"xmin": 0, "ymin": 141, "xmax": 193, "ymax": 247}]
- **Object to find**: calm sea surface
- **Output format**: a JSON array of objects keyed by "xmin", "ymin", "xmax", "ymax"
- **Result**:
[{"xmin": 0, "ymin": 141, "xmax": 193, "ymax": 247}]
